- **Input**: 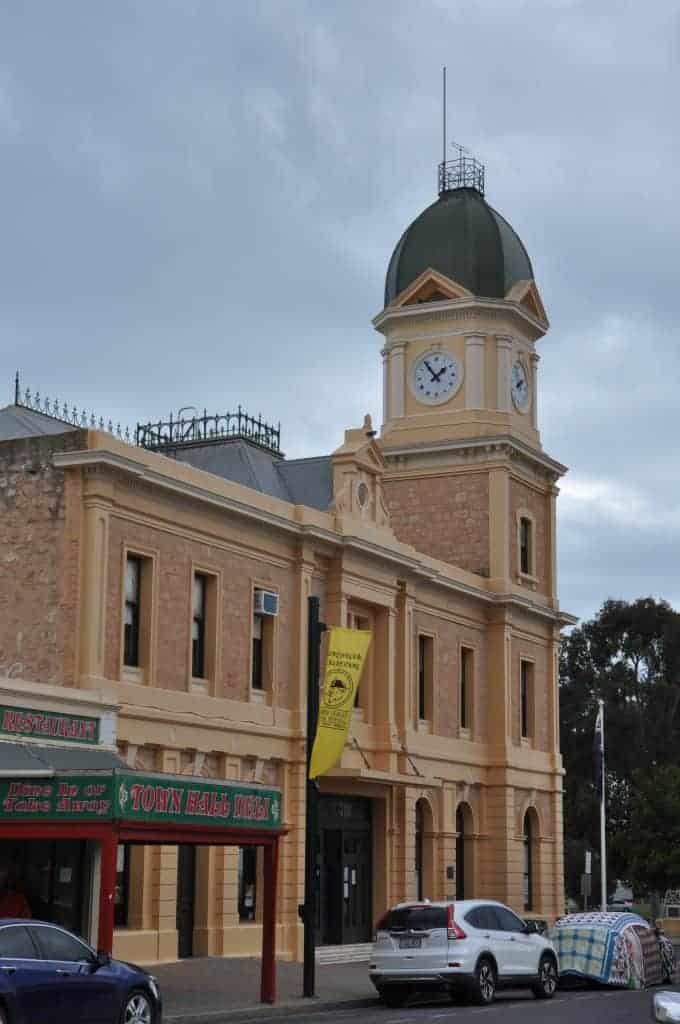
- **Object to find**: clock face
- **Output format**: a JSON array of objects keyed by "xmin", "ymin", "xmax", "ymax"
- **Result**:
[
  {"xmin": 511, "ymin": 359, "xmax": 531, "ymax": 412},
  {"xmin": 411, "ymin": 350, "xmax": 462, "ymax": 405}
]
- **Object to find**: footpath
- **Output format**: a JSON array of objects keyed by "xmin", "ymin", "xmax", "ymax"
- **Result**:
[{"xmin": 157, "ymin": 957, "xmax": 376, "ymax": 1024}]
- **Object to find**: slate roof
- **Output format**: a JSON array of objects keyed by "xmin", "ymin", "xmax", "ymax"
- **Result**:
[
  {"xmin": 0, "ymin": 404, "xmax": 78, "ymax": 440},
  {"xmin": 172, "ymin": 442, "xmax": 333, "ymax": 511},
  {"xmin": 0, "ymin": 404, "xmax": 334, "ymax": 511}
]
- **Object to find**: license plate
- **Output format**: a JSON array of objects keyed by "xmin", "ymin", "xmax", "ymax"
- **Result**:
[{"xmin": 399, "ymin": 936, "xmax": 422, "ymax": 949}]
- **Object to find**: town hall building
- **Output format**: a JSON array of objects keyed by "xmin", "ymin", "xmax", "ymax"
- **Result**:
[{"xmin": 0, "ymin": 153, "xmax": 572, "ymax": 962}]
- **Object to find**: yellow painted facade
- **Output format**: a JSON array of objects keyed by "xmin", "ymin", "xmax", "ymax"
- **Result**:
[{"xmin": 0, "ymin": 182, "xmax": 573, "ymax": 963}]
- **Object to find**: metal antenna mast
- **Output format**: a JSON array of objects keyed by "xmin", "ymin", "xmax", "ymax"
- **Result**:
[{"xmin": 442, "ymin": 66, "xmax": 447, "ymax": 167}]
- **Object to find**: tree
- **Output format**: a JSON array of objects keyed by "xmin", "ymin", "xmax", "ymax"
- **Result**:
[
  {"xmin": 560, "ymin": 597, "xmax": 680, "ymax": 901},
  {"xmin": 625, "ymin": 765, "xmax": 680, "ymax": 898}
]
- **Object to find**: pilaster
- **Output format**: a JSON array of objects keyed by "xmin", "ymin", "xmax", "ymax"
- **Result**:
[
  {"xmin": 496, "ymin": 335, "xmax": 513, "ymax": 412},
  {"xmin": 464, "ymin": 333, "xmax": 486, "ymax": 410}
]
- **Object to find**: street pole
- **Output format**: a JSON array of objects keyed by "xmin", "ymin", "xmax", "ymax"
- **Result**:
[
  {"xmin": 303, "ymin": 597, "xmax": 325, "ymax": 998},
  {"xmin": 599, "ymin": 699, "xmax": 607, "ymax": 912}
]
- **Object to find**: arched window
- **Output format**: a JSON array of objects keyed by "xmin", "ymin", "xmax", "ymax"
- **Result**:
[
  {"xmin": 523, "ymin": 811, "xmax": 535, "ymax": 912},
  {"xmin": 455, "ymin": 803, "xmax": 474, "ymax": 899},
  {"xmin": 415, "ymin": 801, "xmax": 424, "ymax": 901},
  {"xmin": 415, "ymin": 799, "xmax": 434, "ymax": 900}
]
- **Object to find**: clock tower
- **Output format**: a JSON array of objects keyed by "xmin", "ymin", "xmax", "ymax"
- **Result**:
[{"xmin": 375, "ymin": 155, "xmax": 566, "ymax": 605}]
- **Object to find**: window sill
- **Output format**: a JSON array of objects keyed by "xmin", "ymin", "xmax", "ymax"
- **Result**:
[
  {"xmin": 417, "ymin": 718, "xmax": 432, "ymax": 735},
  {"xmin": 517, "ymin": 571, "xmax": 539, "ymax": 587},
  {"xmin": 352, "ymin": 707, "xmax": 365, "ymax": 722},
  {"xmin": 520, "ymin": 736, "xmax": 533, "ymax": 748},
  {"xmin": 459, "ymin": 727, "xmax": 472, "ymax": 741},
  {"xmin": 122, "ymin": 666, "xmax": 145, "ymax": 685},
  {"xmin": 189, "ymin": 677, "xmax": 212, "ymax": 695},
  {"xmin": 250, "ymin": 688, "xmax": 269, "ymax": 704}
]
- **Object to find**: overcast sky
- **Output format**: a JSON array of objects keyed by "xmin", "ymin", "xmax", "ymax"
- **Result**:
[{"xmin": 1, "ymin": 1, "xmax": 679, "ymax": 623}]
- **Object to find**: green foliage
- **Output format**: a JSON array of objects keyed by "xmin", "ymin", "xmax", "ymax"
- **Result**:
[
  {"xmin": 626, "ymin": 766, "xmax": 680, "ymax": 895},
  {"xmin": 560, "ymin": 597, "xmax": 680, "ymax": 899}
]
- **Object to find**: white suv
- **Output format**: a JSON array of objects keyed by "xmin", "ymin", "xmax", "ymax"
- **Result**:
[{"xmin": 369, "ymin": 899, "xmax": 559, "ymax": 1007}]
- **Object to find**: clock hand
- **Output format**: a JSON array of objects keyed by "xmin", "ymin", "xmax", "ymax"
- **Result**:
[
  {"xmin": 433, "ymin": 366, "xmax": 448, "ymax": 381},
  {"xmin": 423, "ymin": 360, "xmax": 438, "ymax": 381}
]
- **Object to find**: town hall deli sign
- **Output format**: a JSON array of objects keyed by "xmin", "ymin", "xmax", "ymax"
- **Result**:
[{"xmin": 0, "ymin": 772, "xmax": 281, "ymax": 830}]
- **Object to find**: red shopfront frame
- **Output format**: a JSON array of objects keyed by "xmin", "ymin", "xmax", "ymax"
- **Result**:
[{"xmin": 0, "ymin": 820, "xmax": 283, "ymax": 1004}]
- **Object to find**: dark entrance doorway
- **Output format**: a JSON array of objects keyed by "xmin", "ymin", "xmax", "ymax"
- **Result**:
[
  {"xmin": 316, "ymin": 796, "xmax": 372, "ymax": 945},
  {"xmin": 176, "ymin": 845, "xmax": 196, "ymax": 958}
]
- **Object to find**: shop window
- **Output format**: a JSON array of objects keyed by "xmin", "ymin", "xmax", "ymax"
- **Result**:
[
  {"xmin": 520, "ymin": 516, "xmax": 533, "ymax": 576},
  {"xmin": 114, "ymin": 844, "xmax": 130, "ymax": 927},
  {"xmin": 192, "ymin": 574, "xmax": 207, "ymax": 679},
  {"xmin": 418, "ymin": 635, "xmax": 434, "ymax": 722},
  {"xmin": 460, "ymin": 647, "xmax": 474, "ymax": 732},
  {"xmin": 238, "ymin": 847, "xmax": 257, "ymax": 921},
  {"xmin": 124, "ymin": 555, "xmax": 141, "ymax": 667},
  {"xmin": 520, "ymin": 659, "xmax": 534, "ymax": 740}
]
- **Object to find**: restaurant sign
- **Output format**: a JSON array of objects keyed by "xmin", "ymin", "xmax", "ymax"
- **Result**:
[
  {"xmin": 0, "ymin": 775, "xmax": 114, "ymax": 820},
  {"xmin": 115, "ymin": 773, "xmax": 281, "ymax": 830},
  {"xmin": 0, "ymin": 771, "xmax": 281, "ymax": 830},
  {"xmin": 0, "ymin": 704, "xmax": 100, "ymax": 745}
]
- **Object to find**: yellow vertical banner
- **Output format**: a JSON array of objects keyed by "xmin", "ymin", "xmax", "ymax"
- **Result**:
[{"xmin": 309, "ymin": 627, "xmax": 371, "ymax": 780}]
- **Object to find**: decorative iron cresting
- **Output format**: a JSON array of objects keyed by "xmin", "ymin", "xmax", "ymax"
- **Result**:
[
  {"xmin": 14, "ymin": 372, "xmax": 132, "ymax": 442},
  {"xmin": 438, "ymin": 153, "xmax": 485, "ymax": 196},
  {"xmin": 136, "ymin": 407, "xmax": 282, "ymax": 455}
]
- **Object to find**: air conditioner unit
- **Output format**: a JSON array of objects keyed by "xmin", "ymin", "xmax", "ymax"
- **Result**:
[
  {"xmin": 254, "ymin": 589, "xmax": 279, "ymax": 616},
  {"xmin": 667, "ymin": 906, "xmax": 680, "ymax": 918}
]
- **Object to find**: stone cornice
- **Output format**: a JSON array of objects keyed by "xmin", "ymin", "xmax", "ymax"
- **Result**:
[
  {"xmin": 53, "ymin": 448, "xmax": 571, "ymax": 626},
  {"xmin": 372, "ymin": 295, "xmax": 547, "ymax": 340},
  {"xmin": 382, "ymin": 433, "xmax": 567, "ymax": 483}
]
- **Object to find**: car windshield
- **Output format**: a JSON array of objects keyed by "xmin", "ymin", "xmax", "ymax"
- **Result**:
[{"xmin": 380, "ymin": 905, "xmax": 448, "ymax": 931}]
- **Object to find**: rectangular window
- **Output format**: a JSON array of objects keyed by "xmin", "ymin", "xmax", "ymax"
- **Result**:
[
  {"xmin": 252, "ymin": 614, "xmax": 264, "ymax": 690},
  {"xmin": 418, "ymin": 635, "xmax": 434, "ymax": 721},
  {"xmin": 520, "ymin": 660, "xmax": 534, "ymax": 739},
  {"xmin": 460, "ymin": 647, "xmax": 473, "ymax": 731},
  {"xmin": 192, "ymin": 573, "xmax": 206, "ymax": 679},
  {"xmin": 348, "ymin": 611, "xmax": 371, "ymax": 708},
  {"xmin": 124, "ymin": 556, "xmax": 141, "ymax": 667},
  {"xmin": 520, "ymin": 517, "xmax": 532, "ymax": 575}
]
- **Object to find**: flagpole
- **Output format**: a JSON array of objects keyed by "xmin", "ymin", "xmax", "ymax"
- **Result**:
[{"xmin": 599, "ymin": 698, "xmax": 607, "ymax": 912}]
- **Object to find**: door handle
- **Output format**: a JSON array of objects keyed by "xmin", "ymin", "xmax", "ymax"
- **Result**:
[
  {"xmin": 483, "ymin": 933, "xmax": 491, "ymax": 939},
  {"xmin": 56, "ymin": 969, "xmax": 72, "ymax": 976},
  {"xmin": 0, "ymin": 966, "xmax": 15, "ymax": 975},
  {"xmin": 509, "ymin": 937, "xmax": 517, "ymax": 942}
]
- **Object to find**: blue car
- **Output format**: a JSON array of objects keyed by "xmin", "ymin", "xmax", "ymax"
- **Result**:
[{"xmin": 0, "ymin": 919, "xmax": 161, "ymax": 1023}]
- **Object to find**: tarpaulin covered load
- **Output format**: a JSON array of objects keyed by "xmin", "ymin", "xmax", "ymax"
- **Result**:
[{"xmin": 550, "ymin": 911, "xmax": 670, "ymax": 989}]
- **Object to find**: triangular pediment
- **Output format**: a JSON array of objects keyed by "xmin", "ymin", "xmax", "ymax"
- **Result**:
[
  {"xmin": 391, "ymin": 268, "xmax": 473, "ymax": 308},
  {"xmin": 505, "ymin": 279, "xmax": 548, "ymax": 326}
]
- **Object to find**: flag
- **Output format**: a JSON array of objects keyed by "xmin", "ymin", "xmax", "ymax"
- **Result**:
[
  {"xmin": 593, "ymin": 704, "xmax": 604, "ymax": 801},
  {"xmin": 309, "ymin": 627, "xmax": 371, "ymax": 779}
]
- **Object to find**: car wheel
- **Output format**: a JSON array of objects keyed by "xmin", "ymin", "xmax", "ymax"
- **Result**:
[
  {"xmin": 471, "ymin": 957, "xmax": 496, "ymax": 1005},
  {"xmin": 531, "ymin": 954, "xmax": 558, "ymax": 999},
  {"xmin": 121, "ymin": 990, "xmax": 154, "ymax": 1024},
  {"xmin": 0, "ymin": 1003, "xmax": 8, "ymax": 1024},
  {"xmin": 379, "ymin": 986, "xmax": 411, "ymax": 1008}
]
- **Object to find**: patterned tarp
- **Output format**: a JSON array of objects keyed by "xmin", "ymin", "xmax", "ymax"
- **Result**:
[{"xmin": 550, "ymin": 912, "xmax": 663, "ymax": 988}]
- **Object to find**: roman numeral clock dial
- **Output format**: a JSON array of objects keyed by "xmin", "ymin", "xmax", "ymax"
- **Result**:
[{"xmin": 411, "ymin": 350, "xmax": 462, "ymax": 405}]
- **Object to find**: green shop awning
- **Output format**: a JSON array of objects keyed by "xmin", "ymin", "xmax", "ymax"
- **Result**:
[{"xmin": 0, "ymin": 754, "xmax": 282, "ymax": 831}]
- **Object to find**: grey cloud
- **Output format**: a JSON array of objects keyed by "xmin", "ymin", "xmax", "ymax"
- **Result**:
[{"xmin": 1, "ymin": 0, "xmax": 679, "ymax": 621}]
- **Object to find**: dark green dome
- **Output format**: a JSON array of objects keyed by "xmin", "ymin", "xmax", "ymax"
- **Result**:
[{"xmin": 385, "ymin": 187, "xmax": 533, "ymax": 305}]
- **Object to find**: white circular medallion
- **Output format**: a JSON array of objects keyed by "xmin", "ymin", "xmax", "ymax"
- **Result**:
[{"xmin": 411, "ymin": 349, "xmax": 463, "ymax": 405}]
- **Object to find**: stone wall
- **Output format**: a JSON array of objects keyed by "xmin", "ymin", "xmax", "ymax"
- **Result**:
[
  {"xmin": 384, "ymin": 471, "xmax": 489, "ymax": 575},
  {"xmin": 0, "ymin": 431, "xmax": 85, "ymax": 686}
]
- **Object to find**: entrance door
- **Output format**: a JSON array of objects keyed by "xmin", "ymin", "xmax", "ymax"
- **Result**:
[
  {"xmin": 176, "ymin": 845, "xmax": 196, "ymax": 959},
  {"xmin": 342, "ymin": 831, "xmax": 371, "ymax": 944},
  {"xmin": 316, "ymin": 797, "xmax": 372, "ymax": 945}
]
